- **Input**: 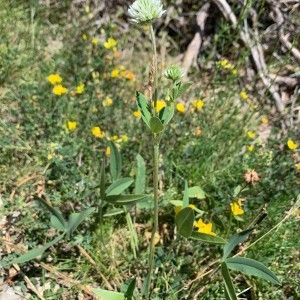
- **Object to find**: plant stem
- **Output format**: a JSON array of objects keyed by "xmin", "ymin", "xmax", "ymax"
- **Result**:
[
  {"xmin": 145, "ymin": 136, "xmax": 160, "ymax": 298},
  {"xmin": 149, "ymin": 24, "xmax": 158, "ymax": 114}
]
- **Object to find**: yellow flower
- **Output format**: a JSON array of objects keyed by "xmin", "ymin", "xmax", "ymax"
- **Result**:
[
  {"xmin": 91, "ymin": 126, "xmax": 104, "ymax": 138},
  {"xmin": 295, "ymin": 163, "xmax": 300, "ymax": 170},
  {"xmin": 154, "ymin": 100, "xmax": 166, "ymax": 113},
  {"xmin": 105, "ymin": 146, "xmax": 111, "ymax": 156},
  {"xmin": 247, "ymin": 131, "xmax": 255, "ymax": 139},
  {"xmin": 121, "ymin": 135, "xmax": 128, "ymax": 142},
  {"xmin": 76, "ymin": 82, "xmax": 85, "ymax": 94},
  {"xmin": 230, "ymin": 199, "xmax": 244, "ymax": 216},
  {"xmin": 232, "ymin": 69, "xmax": 238, "ymax": 75},
  {"xmin": 47, "ymin": 74, "xmax": 62, "ymax": 85},
  {"xmin": 176, "ymin": 103, "xmax": 185, "ymax": 113},
  {"xmin": 240, "ymin": 91, "xmax": 248, "ymax": 100},
  {"xmin": 174, "ymin": 204, "xmax": 196, "ymax": 215},
  {"xmin": 111, "ymin": 135, "xmax": 118, "ymax": 141},
  {"xmin": 102, "ymin": 96, "xmax": 113, "ymax": 107},
  {"xmin": 120, "ymin": 70, "xmax": 135, "ymax": 80},
  {"xmin": 191, "ymin": 99, "xmax": 204, "ymax": 111},
  {"xmin": 92, "ymin": 38, "xmax": 99, "ymax": 45},
  {"xmin": 287, "ymin": 139, "xmax": 297, "ymax": 150},
  {"xmin": 67, "ymin": 121, "xmax": 77, "ymax": 131},
  {"xmin": 82, "ymin": 34, "xmax": 87, "ymax": 41},
  {"xmin": 52, "ymin": 84, "xmax": 68, "ymax": 95},
  {"xmin": 133, "ymin": 110, "xmax": 141, "ymax": 118},
  {"xmin": 194, "ymin": 219, "xmax": 216, "ymax": 236},
  {"xmin": 247, "ymin": 145, "xmax": 254, "ymax": 152},
  {"xmin": 104, "ymin": 38, "xmax": 117, "ymax": 49},
  {"xmin": 111, "ymin": 69, "xmax": 120, "ymax": 78},
  {"xmin": 261, "ymin": 117, "xmax": 269, "ymax": 124},
  {"xmin": 220, "ymin": 59, "xmax": 228, "ymax": 67}
]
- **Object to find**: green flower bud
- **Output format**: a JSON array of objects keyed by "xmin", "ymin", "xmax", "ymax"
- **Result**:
[{"xmin": 163, "ymin": 65, "xmax": 185, "ymax": 82}]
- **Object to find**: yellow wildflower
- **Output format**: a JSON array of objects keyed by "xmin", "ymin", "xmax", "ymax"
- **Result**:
[
  {"xmin": 174, "ymin": 204, "xmax": 196, "ymax": 215},
  {"xmin": 47, "ymin": 74, "xmax": 62, "ymax": 85},
  {"xmin": 82, "ymin": 34, "xmax": 87, "ymax": 41},
  {"xmin": 133, "ymin": 110, "xmax": 141, "ymax": 118},
  {"xmin": 191, "ymin": 99, "xmax": 204, "ymax": 111},
  {"xmin": 121, "ymin": 70, "xmax": 135, "ymax": 80},
  {"xmin": 247, "ymin": 131, "xmax": 255, "ymax": 139},
  {"xmin": 247, "ymin": 145, "xmax": 254, "ymax": 152},
  {"xmin": 220, "ymin": 59, "xmax": 228, "ymax": 67},
  {"xmin": 232, "ymin": 69, "xmax": 238, "ymax": 75},
  {"xmin": 102, "ymin": 96, "xmax": 113, "ymax": 107},
  {"xmin": 287, "ymin": 139, "xmax": 297, "ymax": 150},
  {"xmin": 104, "ymin": 37, "xmax": 117, "ymax": 49},
  {"xmin": 105, "ymin": 146, "xmax": 111, "ymax": 156},
  {"xmin": 52, "ymin": 84, "xmax": 68, "ymax": 95},
  {"xmin": 92, "ymin": 38, "xmax": 99, "ymax": 45},
  {"xmin": 240, "ymin": 91, "xmax": 248, "ymax": 100},
  {"xmin": 76, "ymin": 82, "xmax": 85, "ymax": 94},
  {"xmin": 230, "ymin": 199, "xmax": 244, "ymax": 216},
  {"xmin": 111, "ymin": 135, "xmax": 118, "ymax": 141},
  {"xmin": 295, "ymin": 163, "xmax": 300, "ymax": 170},
  {"xmin": 176, "ymin": 103, "xmax": 185, "ymax": 113},
  {"xmin": 91, "ymin": 126, "xmax": 104, "ymax": 138},
  {"xmin": 261, "ymin": 117, "xmax": 269, "ymax": 124},
  {"xmin": 121, "ymin": 135, "xmax": 128, "ymax": 142},
  {"xmin": 67, "ymin": 121, "xmax": 77, "ymax": 131},
  {"xmin": 111, "ymin": 69, "xmax": 120, "ymax": 78},
  {"xmin": 194, "ymin": 219, "xmax": 216, "ymax": 236},
  {"xmin": 155, "ymin": 100, "xmax": 166, "ymax": 113}
]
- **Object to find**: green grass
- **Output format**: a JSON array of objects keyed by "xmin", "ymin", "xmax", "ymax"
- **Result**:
[{"xmin": 0, "ymin": 1, "xmax": 299, "ymax": 299}]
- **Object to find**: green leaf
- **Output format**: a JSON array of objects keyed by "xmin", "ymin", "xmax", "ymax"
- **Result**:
[
  {"xmin": 188, "ymin": 186, "xmax": 206, "ymax": 199},
  {"xmin": 103, "ymin": 208, "xmax": 125, "ymax": 217},
  {"xmin": 35, "ymin": 196, "xmax": 67, "ymax": 229},
  {"xmin": 169, "ymin": 200, "xmax": 183, "ymax": 207},
  {"xmin": 149, "ymin": 116, "xmax": 164, "ymax": 133},
  {"xmin": 106, "ymin": 178, "xmax": 134, "ymax": 196},
  {"xmin": 175, "ymin": 207, "xmax": 194, "ymax": 238},
  {"xmin": 14, "ymin": 234, "xmax": 65, "ymax": 264},
  {"xmin": 182, "ymin": 180, "xmax": 189, "ymax": 208},
  {"xmin": 105, "ymin": 194, "xmax": 149, "ymax": 205},
  {"xmin": 109, "ymin": 141, "xmax": 122, "ymax": 180},
  {"xmin": 92, "ymin": 288, "xmax": 125, "ymax": 300},
  {"xmin": 212, "ymin": 214, "xmax": 225, "ymax": 230},
  {"xmin": 190, "ymin": 232, "xmax": 227, "ymax": 244},
  {"xmin": 124, "ymin": 278, "xmax": 136, "ymax": 299},
  {"xmin": 222, "ymin": 228, "xmax": 254, "ymax": 260},
  {"xmin": 136, "ymin": 91, "xmax": 151, "ymax": 129},
  {"xmin": 135, "ymin": 154, "xmax": 145, "ymax": 194},
  {"xmin": 99, "ymin": 159, "xmax": 106, "ymax": 200},
  {"xmin": 221, "ymin": 262, "xmax": 238, "ymax": 300},
  {"xmin": 158, "ymin": 103, "xmax": 174, "ymax": 125},
  {"xmin": 225, "ymin": 257, "xmax": 281, "ymax": 285},
  {"xmin": 174, "ymin": 81, "xmax": 193, "ymax": 99},
  {"xmin": 66, "ymin": 208, "xmax": 94, "ymax": 238},
  {"xmin": 50, "ymin": 215, "xmax": 66, "ymax": 232},
  {"xmin": 233, "ymin": 185, "xmax": 242, "ymax": 198}
]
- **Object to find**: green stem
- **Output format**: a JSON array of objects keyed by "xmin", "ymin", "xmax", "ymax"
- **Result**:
[
  {"xmin": 149, "ymin": 24, "xmax": 158, "ymax": 115},
  {"xmin": 144, "ymin": 137, "xmax": 160, "ymax": 298}
]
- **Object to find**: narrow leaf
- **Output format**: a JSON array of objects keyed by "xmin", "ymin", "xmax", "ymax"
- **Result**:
[
  {"xmin": 92, "ymin": 288, "xmax": 125, "ymax": 300},
  {"xmin": 66, "ymin": 208, "xmax": 94, "ymax": 238},
  {"xmin": 225, "ymin": 257, "xmax": 281, "ymax": 285},
  {"xmin": 106, "ymin": 178, "xmax": 134, "ymax": 196},
  {"xmin": 99, "ymin": 158, "xmax": 106, "ymax": 200},
  {"xmin": 221, "ymin": 262, "xmax": 238, "ymax": 300},
  {"xmin": 35, "ymin": 196, "xmax": 67, "ymax": 228},
  {"xmin": 176, "ymin": 81, "xmax": 193, "ymax": 98},
  {"xmin": 109, "ymin": 141, "xmax": 122, "ymax": 180},
  {"xmin": 135, "ymin": 154, "xmax": 145, "ymax": 194},
  {"xmin": 14, "ymin": 234, "xmax": 65, "ymax": 264},
  {"xmin": 222, "ymin": 228, "xmax": 254, "ymax": 260},
  {"xmin": 188, "ymin": 186, "xmax": 206, "ymax": 199},
  {"xmin": 190, "ymin": 231, "xmax": 227, "ymax": 244},
  {"xmin": 124, "ymin": 278, "xmax": 136, "ymax": 299},
  {"xmin": 50, "ymin": 215, "xmax": 66, "ymax": 232},
  {"xmin": 105, "ymin": 194, "xmax": 149, "ymax": 205},
  {"xmin": 103, "ymin": 208, "xmax": 125, "ymax": 217},
  {"xmin": 233, "ymin": 185, "xmax": 242, "ymax": 198},
  {"xmin": 136, "ymin": 91, "xmax": 151, "ymax": 129},
  {"xmin": 182, "ymin": 180, "xmax": 189, "ymax": 208},
  {"xmin": 149, "ymin": 116, "xmax": 164, "ymax": 133},
  {"xmin": 175, "ymin": 207, "xmax": 194, "ymax": 238}
]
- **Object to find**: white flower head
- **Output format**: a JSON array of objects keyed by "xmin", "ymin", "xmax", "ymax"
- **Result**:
[
  {"xmin": 128, "ymin": 0, "xmax": 166, "ymax": 24},
  {"xmin": 163, "ymin": 65, "xmax": 185, "ymax": 82}
]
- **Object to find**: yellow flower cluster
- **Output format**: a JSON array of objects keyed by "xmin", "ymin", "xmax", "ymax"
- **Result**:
[
  {"xmin": 76, "ymin": 82, "xmax": 85, "ymax": 94},
  {"xmin": 48, "ymin": 73, "xmax": 68, "ymax": 96},
  {"xmin": 191, "ymin": 99, "xmax": 204, "ymax": 111},
  {"xmin": 219, "ymin": 59, "xmax": 238, "ymax": 75},
  {"xmin": 287, "ymin": 139, "xmax": 297, "ymax": 150},
  {"xmin": 104, "ymin": 38, "xmax": 117, "ymax": 50},
  {"xmin": 102, "ymin": 96, "xmax": 113, "ymax": 107},
  {"xmin": 230, "ymin": 199, "xmax": 244, "ymax": 215},
  {"xmin": 110, "ymin": 65, "xmax": 135, "ymax": 80}
]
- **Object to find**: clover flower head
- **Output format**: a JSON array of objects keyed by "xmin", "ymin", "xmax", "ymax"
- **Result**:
[
  {"xmin": 163, "ymin": 65, "xmax": 185, "ymax": 82},
  {"xmin": 128, "ymin": 0, "xmax": 166, "ymax": 24}
]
